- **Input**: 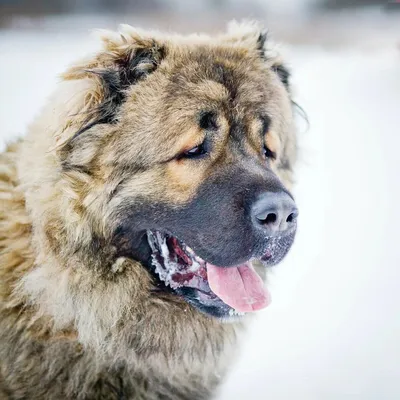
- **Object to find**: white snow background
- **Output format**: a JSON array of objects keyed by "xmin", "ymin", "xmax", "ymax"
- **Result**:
[{"xmin": 0, "ymin": 12, "xmax": 399, "ymax": 400}]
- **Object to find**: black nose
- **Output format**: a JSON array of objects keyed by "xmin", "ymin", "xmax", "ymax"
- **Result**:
[{"xmin": 251, "ymin": 191, "xmax": 298, "ymax": 235}]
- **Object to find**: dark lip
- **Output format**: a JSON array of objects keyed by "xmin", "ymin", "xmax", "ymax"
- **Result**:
[{"xmin": 175, "ymin": 287, "xmax": 236, "ymax": 319}]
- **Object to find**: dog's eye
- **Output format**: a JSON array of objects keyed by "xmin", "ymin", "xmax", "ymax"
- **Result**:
[
  {"xmin": 199, "ymin": 111, "xmax": 218, "ymax": 131},
  {"xmin": 263, "ymin": 144, "xmax": 276, "ymax": 160},
  {"xmin": 180, "ymin": 142, "xmax": 207, "ymax": 159}
]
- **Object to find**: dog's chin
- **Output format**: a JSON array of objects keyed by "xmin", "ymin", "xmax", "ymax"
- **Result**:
[{"xmin": 144, "ymin": 230, "xmax": 295, "ymax": 321}]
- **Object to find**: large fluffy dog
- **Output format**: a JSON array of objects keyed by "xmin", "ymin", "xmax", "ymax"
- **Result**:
[{"xmin": 0, "ymin": 21, "xmax": 298, "ymax": 399}]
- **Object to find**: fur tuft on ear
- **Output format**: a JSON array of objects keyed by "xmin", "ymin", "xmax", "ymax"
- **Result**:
[
  {"xmin": 225, "ymin": 20, "xmax": 284, "ymax": 68},
  {"xmin": 226, "ymin": 20, "xmax": 263, "ymax": 43}
]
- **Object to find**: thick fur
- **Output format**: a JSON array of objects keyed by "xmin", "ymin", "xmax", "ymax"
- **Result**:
[{"xmin": 0, "ymin": 22, "xmax": 297, "ymax": 399}]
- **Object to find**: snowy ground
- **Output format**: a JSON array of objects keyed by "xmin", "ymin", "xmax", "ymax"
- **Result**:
[{"xmin": 1, "ymin": 17, "xmax": 400, "ymax": 400}]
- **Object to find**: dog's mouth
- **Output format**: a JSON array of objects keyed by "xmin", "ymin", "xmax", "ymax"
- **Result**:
[{"xmin": 147, "ymin": 230, "xmax": 273, "ymax": 319}]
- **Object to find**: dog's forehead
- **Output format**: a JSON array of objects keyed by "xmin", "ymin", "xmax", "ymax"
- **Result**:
[
  {"xmin": 158, "ymin": 45, "xmax": 279, "ymax": 117},
  {"xmin": 169, "ymin": 46, "xmax": 268, "ymax": 88}
]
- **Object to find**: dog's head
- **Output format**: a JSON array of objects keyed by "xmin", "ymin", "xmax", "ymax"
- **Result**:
[{"xmin": 40, "ymin": 22, "xmax": 298, "ymax": 322}]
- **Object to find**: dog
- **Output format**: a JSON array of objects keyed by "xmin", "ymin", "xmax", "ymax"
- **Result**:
[{"xmin": 0, "ymin": 21, "xmax": 298, "ymax": 399}]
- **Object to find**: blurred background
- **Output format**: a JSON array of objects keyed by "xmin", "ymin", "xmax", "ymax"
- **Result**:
[{"xmin": 1, "ymin": 1, "xmax": 399, "ymax": 399}]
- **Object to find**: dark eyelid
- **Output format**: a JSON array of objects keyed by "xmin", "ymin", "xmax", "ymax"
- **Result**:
[{"xmin": 176, "ymin": 138, "xmax": 209, "ymax": 161}]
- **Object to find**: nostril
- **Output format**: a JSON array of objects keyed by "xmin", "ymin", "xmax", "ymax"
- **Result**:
[
  {"xmin": 262, "ymin": 213, "xmax": 277, "ymax": 225},
  {"xmin": 286, "ymin": 208, "xmax": 299, "ymax": 224}
]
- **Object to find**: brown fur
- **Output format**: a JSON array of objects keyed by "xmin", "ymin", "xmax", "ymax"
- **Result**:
[{"xmin": 0, "ymin": 22, "xmax": 296, "ymax": 399}]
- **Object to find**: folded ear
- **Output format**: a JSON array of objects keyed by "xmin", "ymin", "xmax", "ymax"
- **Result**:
[{"xmin": 60, "ymin": 26, "xmax": 165, "ymax": 145}]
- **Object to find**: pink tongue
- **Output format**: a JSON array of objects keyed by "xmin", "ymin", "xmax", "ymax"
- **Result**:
[{"xmin": 207, "ymin": 263, "xmax": 270, "ymax": 313}]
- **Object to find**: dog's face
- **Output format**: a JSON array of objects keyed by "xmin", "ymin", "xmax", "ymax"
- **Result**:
[{"xmin": 60, "ymin": 24, "xmax": 298, "ymax": 320}]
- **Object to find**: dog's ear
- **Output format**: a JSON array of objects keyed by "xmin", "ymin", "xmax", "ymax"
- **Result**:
[
  {"xmin": 254, "ymin": 28, "xmax": 292, "ymax": 92},
  {"xmin": 255, "ymin": 32, "xmax": 291, "ymax": 91},
  {"xmin": 225, "ymin": 21, "xmax": 291, "ymax": 91},
  {"xmin": 60, "ymin": 27, "xmax": 165, "ymax": 145}
]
